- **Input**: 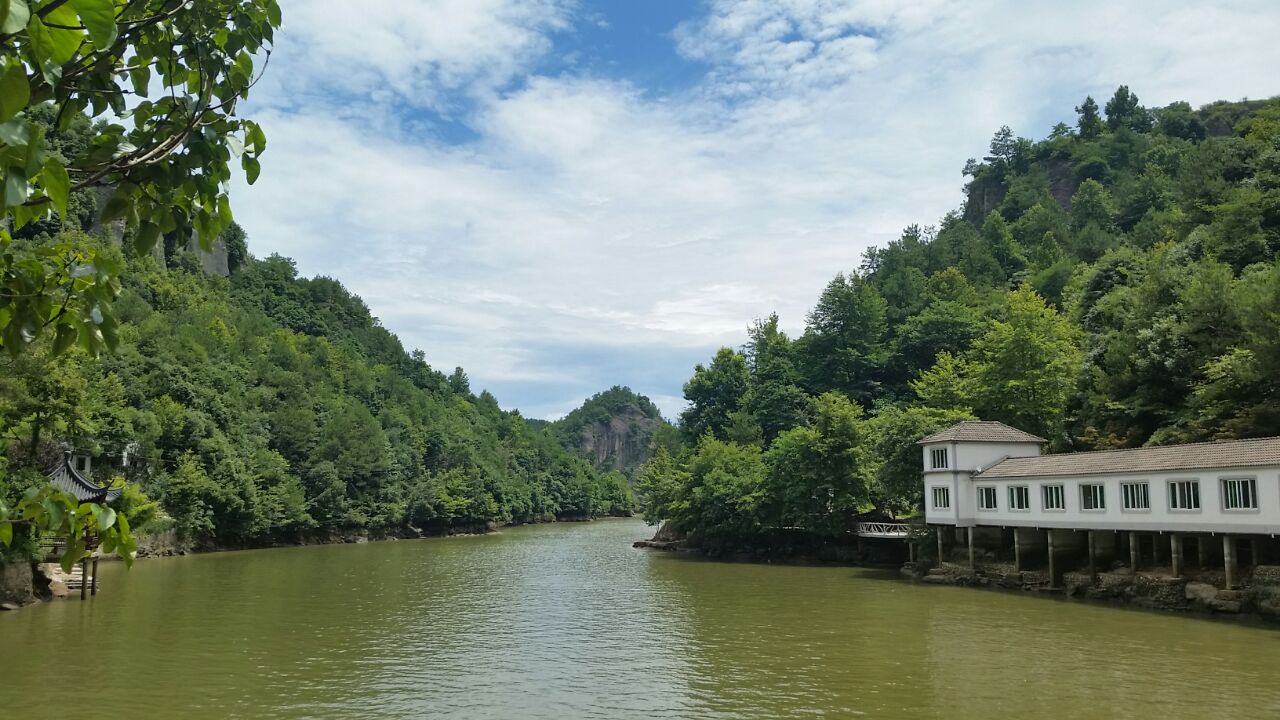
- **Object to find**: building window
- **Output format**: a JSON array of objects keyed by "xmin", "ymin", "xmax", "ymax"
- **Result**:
[
  {"xmin": 1222, "ymin": 477, "xmax": 1258, "ymax": 511},
  {"xmin": 1008, "ymin": 485, "xmax": 1030, "ymax": 511},
  {"xmin": 977, "ymin": 486, "xmax": 997, "ymax": 511},
  {"xmin": 1080, "ymin": 483, "xmax": 1106, "ymax": 511},
  {"xmin": 1121, "ymin": 482, "xmax": 1150, "ymax": 511},
  {"xmin": 1042, "ymin": 484, "xmax": 1065, "ymax": 511},
  {"xmin": 73, "ymin": 454, "xmax": 89, "ymax": 473},
  {"xmin": 931, "ymin": 486, "xmax": 950, "ymax": 510},
  {"xmin": 1169, "ymin": 480, "xmax": 1201, "ymax": 511},
  {"xmin": 930, "ymin": 448, "xmax": 948, "ymax": 470}
]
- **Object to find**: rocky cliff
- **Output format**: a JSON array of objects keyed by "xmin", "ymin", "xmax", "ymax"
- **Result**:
[{"xmin": 553, "ymin": 386, "xmax": 668, "ymax": 477}]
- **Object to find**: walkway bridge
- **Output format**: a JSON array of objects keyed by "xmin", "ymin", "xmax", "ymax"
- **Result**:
[{"xmin": 854, "ymin": 522, "xmax": 911, "ymax": 539}]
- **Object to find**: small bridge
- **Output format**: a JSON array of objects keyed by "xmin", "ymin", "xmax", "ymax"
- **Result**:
[{"xmin": 854, "ymin": 522, "xmax": 911, "ymax": 539}]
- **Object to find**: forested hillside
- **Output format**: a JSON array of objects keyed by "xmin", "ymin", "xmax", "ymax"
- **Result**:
[
  {"xmin": 551, "ymin": 386, "xmax": 676, "ymax": 477},
  {"xmin": 640, "ymin": 87, "xmax": 1280, "ymax": 541},
  {"xmin": 0, "ymin": 231, "xmax": 632, "ymax": 547}
]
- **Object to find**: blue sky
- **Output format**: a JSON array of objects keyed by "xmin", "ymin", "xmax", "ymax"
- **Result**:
[{"xmin": 230, "ymin": 0, "xmax": 1280, "ymax": 420}]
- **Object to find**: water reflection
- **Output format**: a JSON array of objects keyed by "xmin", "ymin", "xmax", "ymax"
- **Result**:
[{"xmin": 2, "ymin": 519, "xmax": 1279, "ymax": 718}]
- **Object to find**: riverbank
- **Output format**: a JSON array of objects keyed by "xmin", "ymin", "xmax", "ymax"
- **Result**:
[
  {"xmin": 1, "ymin": 513, "xmax": 635, "ymax": 610},
  {"xmin": 632, "ymin": 522, "xmax": 908, "ymax": 566},
  {"xmin": 633, "ymin": 523, "xmax": 1280, "ymax": 623}
]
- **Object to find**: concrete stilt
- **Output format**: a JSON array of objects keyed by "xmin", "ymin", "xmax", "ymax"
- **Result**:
[
  {"xmin": 80, "ymin": 558, "xmax": 88, "ymax": 600},
  {"xmin": 967, "ymin": 527, "xmax": 975, "ymax": 569},
  {"xmin": 1130, "ymin": 531, "xmax": 1139, "ymax": 573},
  {"xmin": 1197, "ymin": 535, "xmax": 1210, "ymax": 567},
  {"xmin": 1047, "ymin": 531, "xmax": 1057, "ymax": 588},
  {"xmin": 1224, "ymin": 535, "xmax": 1237, "ymax": 590},
  {"xmin": 1014, "ymin": 528, "xmax": 1024, "ymax": 572},
  {"xmin": 908, "ymin": 541, "xmax": 915, "ymax": 563},
  {"xmin": 1087, "ymin": 531, "xmax": 1097, "ymax": 582},
  {"xmin": 937, "ymin": 527, "xmax": 945, "ymax": 565},
  {"xmin": 1171, "ymin": 534, "xmax": 1183, "ymax": 578},
  {"xmin": 1152, "ymin": 534, "xmax": 1163, "ymax": 563},
  {"xmin": 1252, "ymin": 538, "xmax": 1261, "ymax": 566}
]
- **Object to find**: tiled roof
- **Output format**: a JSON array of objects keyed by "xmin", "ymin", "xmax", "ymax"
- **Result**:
[
  {"xmin": 975, "ymin": 436, "xmax": 1280, "ymax": 479},
  {"xmin": 917, "ymin": 421, "xmax": 1046, "ymax": 445}
]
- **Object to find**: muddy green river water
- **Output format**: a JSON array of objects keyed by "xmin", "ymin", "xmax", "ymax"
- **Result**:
[{"xmin": 2, "ymin": 517, "xmax": 1278, "ymax": 718}]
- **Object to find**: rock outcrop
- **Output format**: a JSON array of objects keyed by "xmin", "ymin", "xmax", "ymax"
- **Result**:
[{"xmin": 553, "ymin": 386, "xmax": 669, "ymax": 477}]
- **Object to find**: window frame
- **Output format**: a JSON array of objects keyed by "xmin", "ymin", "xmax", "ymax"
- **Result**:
[
  {"xmin": 1042, "ymin": 483, "xmax": 1066, "ymax": 512},
  {"xmin": 930, "ymin": 447, "xmax": 949, "ymax": 470},
  {"xmin": 1080, "ymin": 483, "xmax": 1106, "ymax": 512},
  {"xmin": 1120, "ymin": 481, "xmax": 1150, "ymax": 513},
  {"xmin": 1008, "ymin": 485, "xmax": 1030, "ymax": 512},
  {"xmin": 931, "ymin": 486, "xmax": 951, "ymax": 510},
  {"xmin": 1220, "ymin": 476, "xmax": 1259, "ymax": 512},
  {"xmin": 976, "ymin": 485, "xmax": 998, "ymax": 512},
  {"xmin": 1168, "ymin": 478, "xmax": 1201, "ymax": 512}
]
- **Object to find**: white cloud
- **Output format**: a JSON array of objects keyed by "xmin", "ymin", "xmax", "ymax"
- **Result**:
[
  {"xmin": 265, "ymin": 0, "xmax": 574, "ymax": 109},
  {"xmin": 232, "ymin": 0, "xmax": 1280, "ymax": 418}
]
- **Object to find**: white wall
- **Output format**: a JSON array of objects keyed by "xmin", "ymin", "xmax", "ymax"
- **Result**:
[
  {"xmin": 922, "ymin": 440, "xmax": 1041, "ymax": 526},
  {"xmin": 950, "ymin": 466, "xmax": 1280, "ymax": 534}
]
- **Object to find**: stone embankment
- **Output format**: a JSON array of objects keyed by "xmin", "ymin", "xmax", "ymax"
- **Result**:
[{"xmin": 907, "ymin": 560, "xmax": 1280, "ymax": 619}]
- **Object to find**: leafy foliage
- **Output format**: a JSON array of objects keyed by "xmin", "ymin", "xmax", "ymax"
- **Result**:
[
  {"xmin": 0, "ymin": 1, "xmax": 281, "ymax": 356},
  {"xmin": 637, "ymin": 88, "xmax": 1280, "ymax": 540},
  {"xmin": 1, "ymin": 227, "xmax": 633, "ymax": 544}
]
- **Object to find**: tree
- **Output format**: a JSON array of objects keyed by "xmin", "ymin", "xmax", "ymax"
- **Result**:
[
  {"xmin": 968, "ymin": 286, "xmax": 1082, "ymax": 444},
  {"xmin": 678, "ymin": 434, "xmax": 767, "ymax": 539},
  {"xmin": 763, "ymin": 393, "xmax": 869, "ymax": 535},
  {"xmin": 448, "ymin": 367, "xmax": 471, "ymax": 396},
  {"xmin": 680, "ymin": 347, "xmax": 749, "ymax": 443},
  {"xmin": 742, "ymin": 314, "xmax": 809, "ymax": 443},
  {"xmin": 634, "ymin": 446, "xmax": 688, "ymax": 524},
  {"xmin": 798, "ymin": 273, "xmax": 887, "ymax": 404},
  {"xmin": 985, "ymin": 125, "xmax": 1017, "ymax": 171},
  {"xmin": 1076, "ymin": 96, "xmax": 1105, "ymax": 139},
  {"xmin": 1105, "ymin": 85, "xmax": 1152, "ymax": 133},
  {"xmin": 0, "ymin": 1, "xmax": 282, "ymax": 356}
]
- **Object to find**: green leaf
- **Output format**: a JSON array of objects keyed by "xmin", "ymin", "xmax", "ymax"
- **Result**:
[
  {"xmin": 1, "ymin": 0, "xmax": 29, "ymax": 35},
  {"xmin": 0, "ymin": 521, "xmax": 11, "ymax": 547},
  {"xmin": 91, "ymin": 504, "xmax": 116, "ymax": 532},
  {"xmin": 133, "ymin": 220, "xmax": 160, "ymax": 255},
  {"xmin": 51, "ymin": 321, "xmax": 76, "ymax": 355},
  {"xmin": 0, "ymin": 61, "xmax": 29, "ymax": 123},
  {"xmin": 27, "ymin": 6, "xmax": 84, "ymax": 68},
  {"xmin": 41, "ymin": 157, "xmax": 68, "ymax": 219},
  {"xmin": 242, "ymin": 155, "xmax": 260, "ymax": 184},
  {"xmin": 0, "ymin": 117, "xmax": 30, "ymax": 146},
  {"xmin": 3, "ymin": 167, "xmax": 28, "ymax": 207},
  {"xmin": 68, "ymin": 0, "xmax": 117, "ymax": 49}
]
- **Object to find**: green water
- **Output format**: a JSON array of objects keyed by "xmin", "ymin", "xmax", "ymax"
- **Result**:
[{"xmin": 2, "ymin": 518, "xmax": 1278, "ymax": 718}]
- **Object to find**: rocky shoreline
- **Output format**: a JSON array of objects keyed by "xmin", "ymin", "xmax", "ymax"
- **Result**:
[{"xmin": 905, "ymin": 559, "xmax": 1280, "ymax": 619}]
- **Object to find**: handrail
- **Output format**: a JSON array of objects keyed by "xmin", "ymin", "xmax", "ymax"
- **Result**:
[{"xmin": 854, "ymin": 522, "xmax": 911, "ymax": 538}]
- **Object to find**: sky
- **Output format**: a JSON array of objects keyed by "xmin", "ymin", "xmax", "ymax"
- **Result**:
[{"xmin": 228, "ymin": 0, "xmax": 1280, "ymax": 421}]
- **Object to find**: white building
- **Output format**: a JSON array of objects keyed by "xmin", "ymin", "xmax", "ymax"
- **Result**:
[{"xmin": 918, "ymin": 420, "xmax": 1280, "ymax": 587}]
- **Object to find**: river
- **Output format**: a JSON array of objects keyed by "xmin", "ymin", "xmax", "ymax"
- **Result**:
[{"xmin": 2, "ymin": 518, "xmax": 1279, "ymax": 718}]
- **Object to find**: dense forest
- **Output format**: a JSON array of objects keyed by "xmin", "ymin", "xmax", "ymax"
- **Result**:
[
  {"xmin": 550, "ymin": 386, "xmax": 677, "ymax": 478},
  {"xmin": 638, "ymin": 87, "xmax": 1280, "ymax": 542},
  {"xmin": 0, "ymin": 112, "xmax": 633, "ymax": 551}
]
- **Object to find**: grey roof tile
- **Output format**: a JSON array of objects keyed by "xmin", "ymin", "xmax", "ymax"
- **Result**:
[
  {"xmin": 917, "ymin": 421, "xmax": 1047, "ymax": 445},
  {"xmin": 975, "ymin": 436, "xmax": 1280, "ymax": 479}
]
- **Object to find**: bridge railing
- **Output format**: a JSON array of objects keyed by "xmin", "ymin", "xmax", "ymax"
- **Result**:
[{"xmin": 854, "ymin": 522, "xmax": 911, "ymax": 539}]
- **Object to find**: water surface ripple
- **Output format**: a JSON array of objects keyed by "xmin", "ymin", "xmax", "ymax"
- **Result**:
[{"xmin": 2, "ymin": 518, "xmax": 1279, "ymax": 718}]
